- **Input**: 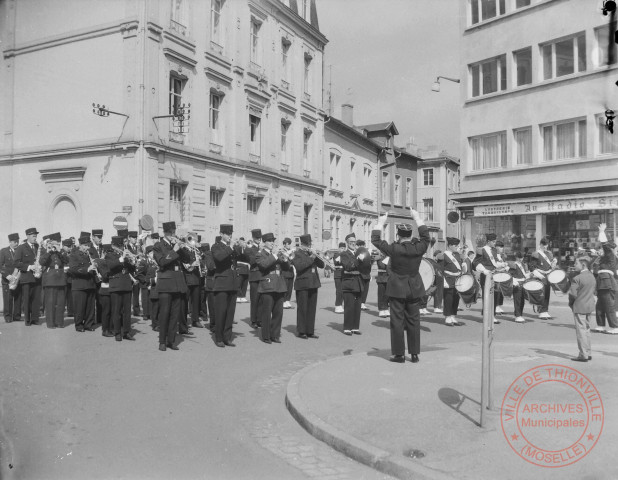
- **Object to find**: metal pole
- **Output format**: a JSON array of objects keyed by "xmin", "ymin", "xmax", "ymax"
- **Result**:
[{"xmin": 480, "ymin": 271, "xmax": 494, "ymax": 427}]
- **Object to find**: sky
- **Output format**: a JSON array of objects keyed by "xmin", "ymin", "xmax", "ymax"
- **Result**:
[{"xmin": 318, "ymin": 0, "xmax": 462, "ymax": 156}]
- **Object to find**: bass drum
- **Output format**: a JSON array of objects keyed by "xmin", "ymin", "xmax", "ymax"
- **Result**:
[
  {"xmin": 523, "ymin": 279, "xmax": 545, "ymax": 306},
  {"xmin": 455, "ymin": 274, "xmax": 477, "ymax": 305},
  {"xmin": 419, "ymin": 258, "xmax": 436, "ymax": 294},
  {"xmin": 493, "ymin": 272, "xmax": 513, "ymax": 298},
  {"xmin": 547, "ymin": 269, "xmax": 570, "ymax": 294}
]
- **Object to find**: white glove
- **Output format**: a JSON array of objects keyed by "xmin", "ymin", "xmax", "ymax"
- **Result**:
[
  {"xmin": 598, "ymin": 223, "xmax": 608, "ymax": 243},
  {"xmin": 382, "ymin": 257, "xmax": 390, "ymax": 266},
  {"xmin": 533, "ymin": 269, "xmax": 544, "ymax": 280},
  {"xmin": 119, "ymin": 256, "xmax": 125, "ymax": 263},
  {"xmin": 475, "ymin": 264, "xmax": 488, "ymax": 274},
  {"xmin": 512, "ymin": 278, "xmax": 520, "ymax": 287},
  {"xmin": 27, "ymin": 265, "xmax": 35, "ymax": 272}
]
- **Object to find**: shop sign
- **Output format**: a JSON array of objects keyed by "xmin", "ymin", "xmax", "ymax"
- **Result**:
[{"xmin": 474, "ymin": 195, "xmax": 618, "ymax": 217}]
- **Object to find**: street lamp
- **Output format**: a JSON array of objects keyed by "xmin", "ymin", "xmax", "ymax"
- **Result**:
[{"xmin": 431, "ymin": 76, "xmax": 460, "ymax": 92}]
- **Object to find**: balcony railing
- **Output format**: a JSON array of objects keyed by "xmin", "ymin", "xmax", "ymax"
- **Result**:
[{"xmin": 169, "ymin": 19, "xmax": 187, "ymax": 36}]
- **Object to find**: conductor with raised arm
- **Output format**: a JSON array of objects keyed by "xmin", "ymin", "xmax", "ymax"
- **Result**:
[{"xmin": 371, "ymin": 208, "xmax": 430, "ymax": 363}]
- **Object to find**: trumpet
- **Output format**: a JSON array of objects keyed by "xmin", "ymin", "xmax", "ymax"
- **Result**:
[
  {"xmin": 314, "ymin": 250, "xmax": 336, "ymax": 270},
  {"xmin": 111, "ymin": 245, "xmax": 139, "ymax": 264},
  {"xmin": 273, "ymin": 245, "xmax": 294, "ymax": 261}
]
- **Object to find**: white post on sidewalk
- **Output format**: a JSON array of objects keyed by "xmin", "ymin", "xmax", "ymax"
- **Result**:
[{"xmin": 480, "ymin": 271, "xmax": 494, "ymax": 428}]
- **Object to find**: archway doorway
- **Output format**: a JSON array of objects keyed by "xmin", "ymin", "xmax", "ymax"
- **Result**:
[{"xmin": 52, "ymin": 197, "xmax": 79, "ymax": 239}]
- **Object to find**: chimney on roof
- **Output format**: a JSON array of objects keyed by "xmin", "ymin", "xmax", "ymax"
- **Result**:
[
  {"xmin": 341, "ymin": 104, "xmax": 354, "ymax": 127},
  {"xmin": 406, "ymin": 137, "xmax": 419, "ymax": 155}
]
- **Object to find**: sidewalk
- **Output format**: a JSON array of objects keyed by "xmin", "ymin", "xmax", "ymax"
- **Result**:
[{"xmin": 287, "ymin": 337, "xmax": 618, "ymax": 480}]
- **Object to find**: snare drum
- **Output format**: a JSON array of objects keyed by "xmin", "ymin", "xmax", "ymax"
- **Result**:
[
  {"xmin": 547, "ymin": 269, "xmax": 570, "ymax": 294},
  {"xmin": 493, "ymin": 272, "xmax": 513, "ymax": 297},
  {"xmin": 523, "ymin": 279, "xmax": 545, "ymax": 306},
  {"xmin": 455, "ymin": 274, "xmax": 477, "ymax": 305},
  {"xmin": 419, "ymin": 258, "xmax": 436, "ymax": 294}
]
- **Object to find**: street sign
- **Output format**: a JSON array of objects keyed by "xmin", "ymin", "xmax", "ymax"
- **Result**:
[
  {"xmin": 140, "ymin": 214, "xmax": 154, "ymax": 231},
  {"xmin": 113, "ymin": 216, "xmax": 128, "ymax": 231},
  {"xmin": 322, "ymin": 230, "xmax": 332, "ymax": 240}
]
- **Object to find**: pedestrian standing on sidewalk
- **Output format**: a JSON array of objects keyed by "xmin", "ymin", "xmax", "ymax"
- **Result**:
[
  {"xmin": 569, "ymin": 256, "xmax": 596, "ymax": 362},
  {"xmin": 595, "ymin": 223, "xmax": 618, "ymax": 334},
  {"xmin": 371, "ymin": 207, "xmax": 429, "ymax": 364}
]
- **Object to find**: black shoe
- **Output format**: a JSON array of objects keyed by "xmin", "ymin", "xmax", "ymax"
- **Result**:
[
  {"xmin": 5, "ymin": 319, "xmax": 12, "ymax": 323},
  {"xmin": 588, "ymin": 356, "xmax": 592, "ymax": 360},
  {"xmin": 271, "ymin": 338, "xmax": 281, "ymax": 343},
  {"xmin": 411, "ymin": 354, "xmax": 419, "ymax": 363},
  {"xmin": 166, "ymin": 343, "xmax": 179, "ymax": 350},
  {"xmin": 102, "ymin": 331, "xmax": 114, "ymax": 337},
  {"xmin": 389, "ymin": 355, "xmax": 405, "ymax": 363},
  {"xmin": 298, "ymin": 333, "xmax": 308, "ymax": 339},
  {"xmin": 159, "ymin": 343, "xmax": 166, "ymax": 352},
  {"xmin": 152, "ymin": 326, "xmax": 160, "ymax": 332},
  {"xmin": 76, "ymin": 327, "xmax": 85, "ymax": 332},
  {"xmin": 352, "ymin": 330, "xmax": 362, "ymax": 335},
  {"xmin": 123, "ymin": 333, "xmax": 136, "ymax": 341},
  {"xmin": 215, "ymin": 341, "xmax": 225, "ymax": 348},
  {"xmin": 571, "ymin": 356, "xmax": 588, "ymax": 362},
  {"xmin": 192, "ymin": 322, "xmax": 204, "ymax": 328},
  {"xmin": 85, "ymin": 327, "xmax": 96, "ymax": 332},
  {"xmin": 180, "ymin": 331, "xmax": 194, "ymax": 336},
  {"xmin": 224, "ymin": 341, "xmax": 236, "ymax": 347},
  {"xmin": 343, "ymin": 330, "xmax": 352, "ymax": 336},
  {"xmin": 261, "ymin": 338, "xmax": 272, "ymax": 344},
  {"xmin": 115, "ymin": 335, "xmax": 122, "ymax": 341},
  {"xmin": 250, "ymin": 322, "xmax": 258, "ymax": 329},
  {"xmin": 307, "ymin": 334, "xmax": 319, "ymax": 339}
]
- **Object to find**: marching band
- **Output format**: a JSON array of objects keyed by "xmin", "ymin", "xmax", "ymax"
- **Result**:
[{"xmin": 1, "ymin": 216, "xmax": 617, "ymax": 355}]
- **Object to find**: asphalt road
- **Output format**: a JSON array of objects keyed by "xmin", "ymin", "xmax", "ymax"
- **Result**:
[{"xmin": 0, "ymin": 278, "xmax": 589, "ymax": 480}]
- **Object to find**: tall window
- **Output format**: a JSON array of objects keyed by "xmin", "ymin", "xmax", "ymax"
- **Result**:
[
  {"xmin": 250, "ymin": 19, "xmax": 261, "ymax": 64},
  {"xmin": 211, "ymin": 0, "xmax": 222, "ymax": 45},
  {"xmin": 171, "ymin": 0, "xmax": 187, "ymax": 33},
  {"xmin": 304, "ymin": 54, "xmax": 312, "ymax": 95},
  {"xmin": 470, "ymin": 55, "xmax": 506, "ymax": 97},
  {"xmin": 423, "ymin": 198, "xmax": 434, "ymax": 222},
  {"xmin": 394, "ymin": 174, "xmax": 402, "ymax": 204},
  {"xmin": 542, "ymin": 34, "xmax": 586, "ymax": 80},
  {"xmin": 170, "ymin": 182, "xmax": 186, "ymax": 222},
  {"xmin": 329, "ymin": 152, "xmax": 341, "ymax": 188},
  {"xmin": 303, "ymin": 130, "xmax": 311, "ymax": 175},
  {"xmin": 281, "ymin": 200, "xmax": 290, "ymax": 219},
  {"xmin": 470, "ymin": 0, "xmax": 506, "ymax": 25},
  {"xmin": 169, "ymin": 75, "xmax": 184, "ymax": 115},
  {"xmin": 515, "ymin": 47, "xmax": 532, "ymax": 86},
  {"xmin": 209, "ymin": 93, "xmax": 221, "ymax": 143},
  {"xmin": 405, "ymin": 177, "xmax": 413, "ymax": 207},
  {"xmin": 423, "ymin": 169, "xmax": 434, "ymax": 186},
  {"xmin": 280, "ymin": 121, "xmax": 290, "ymax": 166},
  {"xmin": 542, "ymin": 119, "xmax": 587, "ymax": 161},
  {"xmin": 515, "ymin": 127, "xmax": 532, "ymax": 165},
  {"xmin": 381, "ymin": 171, "xmax": 390, "ymax": 203},
  {"xmin": 303, "ymin": 204, "xmax": 311, "ymax": 235},
  {"xmin": 350, "ymin": 160, "xmax": 356, "ymax": 190},
  {"xmin": 599, "ymin": 115, "xmax": 618, "ymax": 154},
  {"xmin": 470, "ymin": 132, "xmax": 507, "ymax": 170},
  {"xmin": 247, "ymin": 196, "xmax": 261, "ymax": 214},
  {"xmin": 595, "ymin": 24, "xmax": 617, "ymax": 67},
  {"xmin": 210, "ymin": 188, "xmax": 222, "ymax": 207},
  {"xmin": 301, "ymin": 0, "xmax": 309, "ymax": 20},
  {"xmin": 281, "ymin": 39, "xmax": 291, "ymax": 82},
  {"xmin": 249, "ymin": 114, "xmax": 261, "ymax": 157}
]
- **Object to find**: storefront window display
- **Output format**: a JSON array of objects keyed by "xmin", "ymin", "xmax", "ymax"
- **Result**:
[{"xmin": 471, "ymin": 215, "xmax": 537, "ymax": 261}]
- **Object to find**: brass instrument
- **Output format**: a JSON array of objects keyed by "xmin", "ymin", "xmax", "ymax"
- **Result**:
[
  {"xmin": 8, "ymin": 268, "xmax": 21, "ymax": 290},
  {"xmin": 87, "ymin": 251, "xmax": 103, "ymax": 282},
  {"xmin": 32, "ymin": 241, "xmax": 43, "ymax": 279},
  {"xmin": 110, "ymin": 245, "xmax": 139, "ymax": 284},
  {"xmin": 295, "ymin": 245, "xmax": 335, "ymax": 270}
]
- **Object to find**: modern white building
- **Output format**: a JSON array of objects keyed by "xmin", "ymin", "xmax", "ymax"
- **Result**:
[
  {"xmin": 0, "ymin": 0, "xmax": 327, "ymax": 246},
  {"xmin": 454, "ymin": 0, "xmax": 618, "ymax": 266}
]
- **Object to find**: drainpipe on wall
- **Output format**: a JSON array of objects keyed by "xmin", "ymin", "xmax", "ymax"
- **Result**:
[{"xmin": 136, "ymin": 0, "xmax": 148, "ymax": 226}]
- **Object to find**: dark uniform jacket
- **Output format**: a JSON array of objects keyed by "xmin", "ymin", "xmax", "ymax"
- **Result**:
[
  {"xmin": 136, "ymin": 258, "xmax": 158, "ymax": 289},
  {"xmin": 596, "ymin": 251, "xmax": 618, "ymax": 291},
  {"xmin": 282, "ymin": 247, "xmax": 296, "ymax": 279},
  {"xmin": 39, "ymin": 250, "xmax": 67, "ymax": 287},
  {"xmin": 256, "ymin": 248, "xmax": 289, "ymax": 294},
  {"xmin": 529, "ymin": 249, "xmax": 554, "ymax": 275},
  {"xmin": 333, "ymin": 251, "xmax": 344, "ymax": 279},
  {"xmin": 356, "ymin": 247, "xmax": 373, "ymax": 280},
  {"xmin": 338, "ymin": 249, "xmax": 363, "ymax": 293},
  {"xmin": 68, "ymin": 249, "xmax": 96, "ymax": 291},
  {"xmin": 105, "ymin": 250, "xmax": 136, "ymax": 293},
  {"xmin": 442, "ymin": 251, "xmax": 463, "ymax": 289},
  {"xmin": 14, "ymin": 242, "xmax": 40, "ymax": 284},
  {"xmin": 153, "ymin": 238, "xmax": 189, "ymax": 294},
  {"xmin": 203, "ymin": 251, "xmax": 216, "ymax": 292},
  {"xmin": 97, "ymin": 260, "xmax": 111, "ymax": 296},
  {"xmin": 371, "ymin": 225, "xmax": 430, "ymax": 299},
  {"xmin": 247, "ymin": 245, "xmax": 262, "ymax": 282},
  {"xmin": 89, "ymin": 244, "xmax": 105, "ymax": 260},
  {"xmin": 376, "ymin": 256, "xmax": 389, "ymax": 284},
  {"xmin": 508, "ymin": 261, "xmax": 529, "ymax": 287},
  {"xmin": 182, "ymin": 250, "xmax": 202, "ymax": 287},
  {"xmin": 0, "ymin": 246, "xmax": 18, "ymax": 283},
  {"xmin": 234, "ymin": 245, "xmax": 251, "ymax": 276},
  {"xmin": 211, "ymin": 241, "xmax": 238, "ymax": 292},
  {"xmin": 292, "ymin": 248, "xmax": 323, "ymax": 291},
  {"xmin": 474, "ymin": 245, "xmax": 501, "ymax": 273}
]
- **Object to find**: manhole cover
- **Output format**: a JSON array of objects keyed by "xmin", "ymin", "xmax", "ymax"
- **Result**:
[{"xmin": 403, "ymin": 448, "xmax": 426, "ymax": 459}]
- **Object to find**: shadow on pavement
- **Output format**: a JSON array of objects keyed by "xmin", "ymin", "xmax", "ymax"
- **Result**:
[
  {"xmin": 438, "ymin": 387, "xmax": 480, "ymax": 427},
  {"xmin": 531, "ymin": 348, "xmax": 571, "ymax": 359},
  {"xmin": 546, "ymin": 322, "xmax": 575, "ymax": 330}
]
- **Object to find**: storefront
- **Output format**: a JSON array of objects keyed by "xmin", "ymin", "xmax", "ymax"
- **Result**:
[{"xmin": 462, "ymin": 193, "xmax": 618, "ymax": 268}]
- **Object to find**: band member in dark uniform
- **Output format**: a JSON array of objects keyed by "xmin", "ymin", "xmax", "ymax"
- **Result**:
[
  {"xmin": 62, "ymin": 238, "xmax": 74, "ymax": 317},
  {"xmin": 442, "ymin": 237, "xmax": 463, "ymax": 326},
  {"xmin": 136, "ymin": 245, "xmax": 157, "ymax": 326},
  {"xmin": 1, "ymin": 233, "xmax": 21, "ymax": 323},
  {"xmin": 202, "ymin": 241, "xmax": 217, "ymax": 331},
  {"xmin": 529, "ymin": 238, "xmax": 557, "ymax": 319},
  {"xmin": 90, "ymin": 229, "xmax": 104, "ymax": 325},
  {"xmin": 355, "ymin": 240, "xmax": 372, "ymax": 311},
  {"xmin": 127, "ymin": 231, "xmax": 141, "ymax": 316},
  {"xmin": 234, "ymin": 237, "xmax": 250, "ymax": 303},
  {"xmin": 371, "ymin": 209, "xmax": 429, "ymax": 363},
  {"xmin": 38, "ymin": 233, "xmax": 66, "ymax": 329},
  {"xmin": 338, "ymin": 233, "xmax": 365, "ymax": 335},
  {"xmin": 97, "ymin": 245, "xmax": 114, "ymax": 337},
  {"xmin": 333, "ymin": 242, "xmax": 346, "ymax": 314},
  {"xmin": 376, "ymin": 251, "xmax": 390, "ymax": 318},
  {"xmin": 106, "ymin": 235, "xmax": 136, "ymax": 341},
  {"xmin": 474, "ymin": 233, "xmax": 508, "ymax": 324},
  {"xmin": 182, "ymin": 234, "xmax": 203, "ymax": 330},
  {"xmin": 282, "ymin": 237, "xmax": 295, "ymax": 309},
  {"xmin": 596, "ymin": 223, "xmax": 618, "ymax": 334},
  {"xmin": 69, "ymin": 234, "xmax": 97, "ymax": 332},
  {"xmin": 291, "ymin": 234, "xmax": 324, "ymax": 339},
  {"xmin": 153, "ymin": 222, "xmax": 189, "ymax": 351},
  {"xmin": 509, "ymin": 251, "xmax": 530, "ymax": 323},
  {"xmin": 14, "ymin": 227, "xmax": 42, "ymax": 326},
  {"xmin": 256, "ymin": 233, "xmax": 290, "ymax": 343},
  {"xmin": 212, "ymin": 224, "xmax": 238, "ymax": 347},
  {"xmin": 247, "ymin": 229, "xmax": 262, "ymax": 328}
]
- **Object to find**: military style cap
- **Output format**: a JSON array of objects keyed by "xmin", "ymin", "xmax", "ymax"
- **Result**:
[
  {"xmin": 150, "ymin": 232, "xmax": 160, "ymax": 239},
  {"xmin": 345, "ymin": 233, "xmax": 356, "ymax": 241},
  {"xmin": 111, "ymin": 236, "xmax": 124, "ymax": 246},
  {"xmin": 92, "ymin": 229, "xmax": 103, "ymax": 237},
  {"xmin": 42, "ymin": 235, "xmax": 50, "ymax": 241},
  {"xmin": 220, "ymin": 224, "xmax": 233, "ymax": 235},
  {"xmin": 117, "ymin": 229, "xmax": 129, "ymax": 238},
  {"xmin": 80, "ymin": 231, "xmax": 91, "ymax": 239},
  {"xmin": 262, "ymin": 232, "xmax": 276, "ymax": 243},
  {"xmin": 50, "ymin": 232, "xmax": 62, "ymax": 242},
  {"xmin": 251, "ymin": 229, "xmax": 262, "ymax": 240},
  {"xmin": 495, "ymin": 241, "xmax": 504, "ymax": 247},
  {"xmin": 200, "ymin": 243, "xmax": 210, "ymax": 252},
  {"xmin": 300, "ymin": 234, "xmax": 312, "ymax": 245},
  {"xmin": 485, "ymin": 233, "xmax": 497, "ymax": 242},
  {"xmin": 8, "ymin": 233, "xmax": 19, "ymax": 242},
  {"xmin": 25, "ymin": 227, "xmax": 39, "ymax": 235},
  {"xmin": 62, "ymin": 239, "xmax": 73, "ymax": 247},
  {"xmin": 102, "ymin": 243, "xmax": 112, "ymax": 252},
  {"xmin": 128, "ymin": 231, "xmax": 138, "ymax": 238},
  {"xmin": 79, "ymin": 235, "xmax": 92, "ymax": 245},
  {"xmin": 338, "ymin": 242, "xmax": 346, "ymax": 248},
  {"xmin": 446, "ymin": 237, "xmax": 460, "ymax": 246},
  {"xmin": 162, "ymin": 222, "xmax": 176, "ymax": 233},
  {"xmin": 356, "ymin": 240, "xmax": 366, "ymax": 247},
  {"xmin": 396, "ymin": 224, "xmax": 413, "ymax": 238}
]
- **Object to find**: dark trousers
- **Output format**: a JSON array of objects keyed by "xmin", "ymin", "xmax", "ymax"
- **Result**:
[
  {"xmin": 513, "ymin": 285, "xmax": 525, "ymax": 317},
  {"xmin": 132, "ymin": 284, "xmax": 140, "ymax": 315},
  {"xmin": 284, "ymin": 276, "xmax": 294, "ymax": 302},
  {"xmin": 443, "ymin": 288, "xmax": 460, "ymax": 317},
  {"xmin": 43, "ymin": 286, "xmax": 65, "ymax": 328},
  {"xmin": 596, "ymin": 290, "xmax": 618, "ymax": 328},
  {"xmin": 259, "ymin": 292, "xmax": 284, "ymax": 340},
  {"xmin": 343, "ymin": 291, "xmax": 362, "ymax": 330},
  {"xmin": 158, "ymin": 292, "xmax": 182, "ymax": 346},
  {"xmin": 150, "ymin": 298, "xmax": 159, "ymax": 329},
  {"xmin": 94, "ymin": 285, "xmax": 102, "ymax": 324},
  {"xmin": 360, "ymin": 278, "xmax": 370, "ymax": 304},
  {"xmin": 65, "ymin": 283, "xmax": 74, "ymax": 316},
  {"xmin": 111, "ymin": 291, "xmax": 132, "ymax": 336},
  {"xmin": 296, "ymin": 288, "xmax": 318, "ymax": 335},
  {"xmin": 186, "ymin": 285, "xmax": 201, "ymax": 325},
  {"xmin": 237, "ymin": 274, "xmax": 249, "ymax": 297},
  {"xmin": 334, "ymin": 277, "xmax": 343, "ymax": 306},
  {"xmin": 389, "ymin": 297, "xmax": 420, "ymax": 356},
  {"xmin": 203, "ymin": 291, "xmax": 214, "ymax": 326},
  {"xmin": 214, "ymin": 290, "xmax": 237, "ymax": 343},
  {"xmin": 140, "ymin": 287, "xmax": 151, "ymax": 318},
  {"xmin": 249, "ymin": 281, "xmax": 261, "ymax": 326},
  {"xmin": 72, "ymin": 289, "xmax": 95, "ymax": 330},
  {"xmin": 22, "ymin": 282, "xmax": 42, "ymax": 325},
  {"xmin": 100, "ymin": 294, "xmax": 112, "ymax": 333},
  {"xmin": 433, "ymin": 278, "xmax": 443, "ymax": 309},
  {"xmin": 538, "ymin": 280, "xmax": 551, "ymax": 313},
  {"xmin": 377, "ymin": 282, "xmax": 389, "ymax": 310},
  {"xmin": 2, "ymin": 282, "xmax": 21, "ymax": 322},
  {"xmin": 179, "ymin": 291, "xmax": 189, "ymax": 333}
]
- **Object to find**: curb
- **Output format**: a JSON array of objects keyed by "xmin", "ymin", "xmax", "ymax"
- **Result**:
[{"xmin": 285, "ymin": 356, "xmax": 459, "ymax": 480}]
